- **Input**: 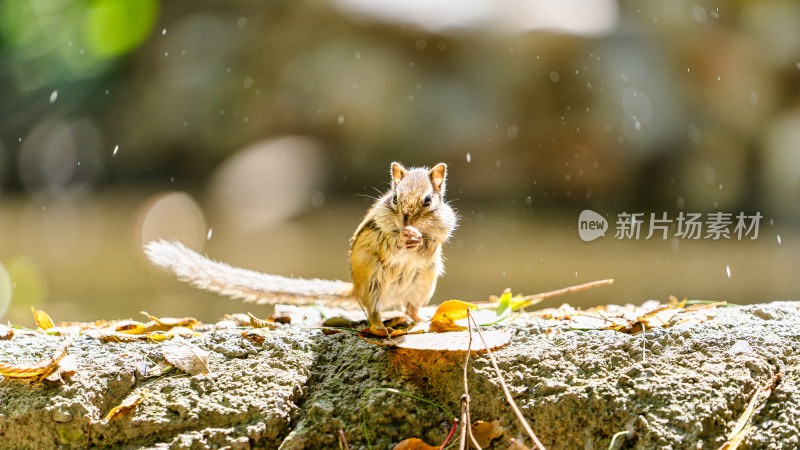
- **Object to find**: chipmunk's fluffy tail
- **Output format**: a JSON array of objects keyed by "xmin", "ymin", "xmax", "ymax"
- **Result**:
[{"xmin": 145, "ymin": 240, "xmax": 355, "ymax": 305}]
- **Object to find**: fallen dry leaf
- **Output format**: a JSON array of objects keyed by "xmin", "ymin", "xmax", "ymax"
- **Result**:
[
  {"xmin": 104, "ymin": 389, "xmax": 148, "ymax": 421},
  {"xmin": 0, "ymin": 324, "xmax": 13, "ymax": 340},
  {"xmin": 248, "ymin": 312, "xmax": 280, "ymax": 330},
  {"xmin": 392, "ymin": 437, "xmax": 439, "ymax": 450},
  {"xmin": 141, "ymin": 311, "xmax": 199, "ymax": 329},
  {"xmin": 31, "ymin": 307, "xmax": 54, "ymax": 330},
  {"xmin": 430, "ymin": 300, "xmax": 477, "ymax": 332},
  {"xmin": 242, "ymin": 329, "xmax": 267, "ymax": 343},
  {"xmin": 44, "ymin": 354, "xmax": 78, "ymax": 383},
  {"xmin": 472, "ymin": 419, "xmax": 504, "ymax": 448},
  {"xmin": 57, "ymin": 319, "xmax": 113, "ymax": 330},
  {"xmin": 0, "ymin": 339, "xmax": 71, "ymax": 379},
  {"xmin": 391, "ymin": 330, "xmax": 511, "ymax": 352},
  {"xmin": 161, "ymin": 337, "xmax": 211, "ymax": 375},
  {"xmin": 719, "ymin": 371, "xmax": 783, "ymax": 450}
]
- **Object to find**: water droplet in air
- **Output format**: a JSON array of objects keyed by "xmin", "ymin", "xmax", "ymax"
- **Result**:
[
  {"xmin": 526, "ymin": 196, "xmax": 532, "ymax": 205},
  {"xmin": 113, "ymin": 145, "xmax": 119, "ymax": 156},
  {"xmin": 337, "ymin": 115, "xmax": 344, "ymax": 125},
  {"xmin": 207, "ymin": 228, "xmax": 213, "ymax": 240},
  {"xmin": 50, "ymin": 90, "xmax": 58, "ymax": 103},
  {"xmin": 466, "ymin": 153, "xmax": 471, "ymax": 163},
  {"xmin": 726, "ymin": 265, "xmax": 731, "ymax": 278},
  {"xmin": 777, "ymin": 235, "xmax": 782, "ymax": 244},
  {"xmin": 162, "ymin": 28, "xmax": 166, "ymax": 36}
]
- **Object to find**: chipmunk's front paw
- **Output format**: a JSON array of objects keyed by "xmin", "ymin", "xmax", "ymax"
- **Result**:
[{"xmin": 402, "ymin": 225, "xmax": 422, "ymax": 250}]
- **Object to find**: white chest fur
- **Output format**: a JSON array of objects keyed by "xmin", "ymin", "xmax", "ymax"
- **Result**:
[{"xmin": 379, "ymin": 244, "xmax": 442, "ymax": 309}]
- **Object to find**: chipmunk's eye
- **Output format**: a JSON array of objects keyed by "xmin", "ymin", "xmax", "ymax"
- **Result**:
[
  {"xmin": 423, "ymin": 195, "xmax": 431, "ymax": 207},
  {"xmin": 392, "ymin": 194, "xmax": 398, "ymax": 205}
]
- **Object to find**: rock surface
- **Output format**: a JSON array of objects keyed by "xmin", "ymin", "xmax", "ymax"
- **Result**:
[{"xmin": 1, "ymin": 301, "xmax": 799, "ymax": 449}]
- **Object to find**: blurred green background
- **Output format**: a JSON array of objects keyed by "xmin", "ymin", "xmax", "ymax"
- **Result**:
[{"xmin": 1, "ymin": 0, "xmax": 799, "ymax": 325}]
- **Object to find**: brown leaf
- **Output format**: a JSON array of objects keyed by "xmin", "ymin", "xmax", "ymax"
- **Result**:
[
  {"xmin": 242, "ymin": 329, "xmax": 267, "ymax": 343},
  {"xmin": 104, "ymin": 389, "xmax": 148, "ymax": 421},
  {"xmin": 0, "ymin": 339, "xmax": 71, "ymax": 379},
  {"xmin": 391, "ymin": 330, "xmax": 511, "ymax": 352},
  {"xmin": 0, "ymin": 324, "xmax": 13, "ymax": 340},
  {"xmin": 392, "ymin": 438, "xmax": 439, "ymax": 450},
  {"xmin": 31, "ymin": 307, "xmax": 54, "ymax": 330},
  {"xmin": 471, "ymin": 419, "xmax": 504, "ymax": 448},
  {"xmin": 161, "ymin": 337, "xmax": 211, "ymax": 375}
]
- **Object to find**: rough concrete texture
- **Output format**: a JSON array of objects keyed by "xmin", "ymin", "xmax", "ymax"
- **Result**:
[{"xmin": 1, "ymin": 301, "xmax": 799, "ymax": 449}]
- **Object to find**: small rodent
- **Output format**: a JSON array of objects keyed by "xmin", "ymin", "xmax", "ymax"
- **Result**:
[{"xmin": 145, "ymin": 162, "xmax": 457, "ymax": 331}]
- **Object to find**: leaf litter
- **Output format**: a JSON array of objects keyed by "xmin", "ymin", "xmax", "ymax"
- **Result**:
[{"xmin": 2, "ymin": 278, "xmax": 746, "ymax": 449}]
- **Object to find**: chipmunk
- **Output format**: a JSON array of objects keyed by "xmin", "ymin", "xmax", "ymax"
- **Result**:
[{"xmin": 145, "ymin": 162, "xmax": 457, "ymax": 333}]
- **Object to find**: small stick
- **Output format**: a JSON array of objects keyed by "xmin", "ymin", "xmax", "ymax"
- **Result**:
[
  {"xmin": 516, "ymin": 279, "xmax": 614, "ymax": 305},
  {"xmin": 440, "ymin": 418, "xmax": 459, "ymax": 450},
  {"xmin": 338, "ymin": 430, "xmax": 350, "ymax": 450},
  {"xmin": 641, "ymin": 325, "xmax": 646, "ymax": 363},
  {"xmin": 459, "ymin": 314, "xmax": 483, "ymax": 450},
  {"xmin": 479, "ymin": 279, "xmax": 615, "ymax": 308},
  {"xmin": 468, "ymin": 314, "xmax": 545, "ymax": 450}
]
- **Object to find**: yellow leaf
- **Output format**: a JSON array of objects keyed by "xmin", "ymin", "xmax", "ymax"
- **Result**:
[
  {"xmin": 0, "ymin": 339, "xmax": 71, "ymax": 379},
  {"xmin": 430, "ymin": 300, "xmax": 476, "ymax": 333},
  {"xmin": 31, "ymin": 307, "xmax": 54, "ymax": 330},
  {"xmin": 115, "ymin": 320, "xmax": 148, "ymax": 334}
]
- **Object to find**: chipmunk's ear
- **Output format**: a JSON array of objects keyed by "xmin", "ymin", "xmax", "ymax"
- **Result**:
[
  {"xmin": 430, "ymin": 163, "xmax": 447, "ymax": 194},
  {"xmin": 391, "ymin": 162, "xmax": 407, "ymax": 188}
]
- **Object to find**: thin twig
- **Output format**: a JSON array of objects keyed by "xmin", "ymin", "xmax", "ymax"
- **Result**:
[
  {"xmin": 641, "ymin": 325, "xmax": 647, "ymax": 363},
  {"xmin": 480, "ymin": 279, "xmax": 614, "ymax": 308},
  {"xmin": 460, "ymin": 314, "xmax": 483, "ymax": 450},
  {"xmin": 468, "ymin": 314, "xmax": 545, "ymax": 450},
  {"xmin": 517, "ymin": 278, "xmax": 615, "ymax": 303},
  {"xmin": 608, "ymin": 430, "xmax": 630, "ymax": 449},
  {"xmin": 459, "ymin": 401, "xmax": 468, "ymax": 450},
  {"xmin": 440, "ymin": 419, "xmax": 460, "ymax": 450},
  {"xmin": 339, "ymin": 429, "xmax": 350, "ymax": 450}
]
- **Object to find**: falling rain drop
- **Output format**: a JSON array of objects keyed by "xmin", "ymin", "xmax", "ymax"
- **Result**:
[
  {"xmin": 49, "ymin": 90, "xmax": 58, "ymax": 103},
  {"xmin": 162, "ymin": 28, "xmax": 166, "ymax": 36},
  {"xmin": 337, "ymin": 115, "xmax": 344, "ymax": 125},
  {"xmin": 466, "ymin": 153, "xmax": 471, "ymax": 163},
  {"xmin": 207, "ymin": 228, "xmax": 213, "ymax": 240},
  {"xmin": 777, "ymin": 235, "xmax": 782, "ymax": 244},
  {"xmin": 726, "ymin": 265, "xmax": 731, "ymax": 278},
  {"xmin": 113, "ymin": 145, "xmax": 119, "ymax": 156}
]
